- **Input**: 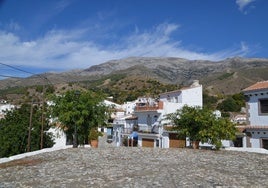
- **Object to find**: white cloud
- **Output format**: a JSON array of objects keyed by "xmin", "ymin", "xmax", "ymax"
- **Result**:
[
  {"xmin": 7, "ymin": 20, "xmax": 20, "ymax": 31},
  {"xmin": 0, "ymin": 23, "xmax": 252, "ymax": 73},
  {"xmin": 55, "ymin": 0, "xmax": 72, "ymax": 12},
  {"xmin": 236, "ymin": 0, "xmax": 256, "ymax": 13}
]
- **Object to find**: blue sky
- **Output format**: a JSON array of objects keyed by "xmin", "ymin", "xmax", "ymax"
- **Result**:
[{"xmin": 0, "ymin": 0, "xmax": 267, "ymax": 77}]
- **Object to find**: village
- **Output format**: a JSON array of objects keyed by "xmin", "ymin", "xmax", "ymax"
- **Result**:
[
  {"xmin": 2, "ymin": 80, "xmax": 267, "ymax": 152},
  {"xmin": 1, "ymin": 80, "xmax": 268, "ymax": 188},
  {"xmin": 101, "ymin": 80, "xmax": 268, "ymax": 150},
  {"xmin": 1, "ymin": 1, "xmax": 268, "ymax": 187}
]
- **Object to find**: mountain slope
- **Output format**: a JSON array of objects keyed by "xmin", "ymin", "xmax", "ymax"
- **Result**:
[
  {"xmin": 81, "ymin": 57, "xmax": 268, "ymax": 93},
  {"xmin": 0, "ymin": 57, "xmax": 268, "ymax": 97}
]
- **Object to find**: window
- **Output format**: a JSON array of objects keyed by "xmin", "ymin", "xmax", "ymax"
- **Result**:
[
  {"xmin": 259, "ymin": 99, "xmax": 268, "ymax": 114},
  {"xmin": 167, "ymin": 95, "xmax": 171, "ymax": 102},
  {"xmin": 154, "ymin": 115, "xmax": 158, "ymax": 123},
  {"xmin": 147, "ymin": 115, "xmax": 152, "ymax": 126}
]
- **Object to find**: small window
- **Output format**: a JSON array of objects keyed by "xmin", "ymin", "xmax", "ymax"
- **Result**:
[
  {"xmin": 259, "ymin": 99, "xmax": 268, "ymax": 114},
  {"xmin": 156, "ymin": 139, "xmax": 159, "ymax": 147},
  {"xmin": 147, "ymin": 115, "xmax": 152, "ymax": 126},
  {"xmin": 167, "ymin": 95, "xmax": 171, "ymax": 102}
]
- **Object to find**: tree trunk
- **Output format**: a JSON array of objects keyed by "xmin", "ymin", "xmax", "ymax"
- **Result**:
[{"xmin": 192, "ymin": 141, "xmax": 200, "ymax": 149}]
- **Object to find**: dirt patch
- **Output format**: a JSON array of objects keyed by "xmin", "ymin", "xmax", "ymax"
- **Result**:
[{"xmin": 0, "ymin": 158, "xmax": 43, "ymax": 169}]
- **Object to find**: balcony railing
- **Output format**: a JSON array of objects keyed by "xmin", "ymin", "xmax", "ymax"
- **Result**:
[{"xmin": 135, "ymin": 101, "xmax": 163, "ymax": 112}]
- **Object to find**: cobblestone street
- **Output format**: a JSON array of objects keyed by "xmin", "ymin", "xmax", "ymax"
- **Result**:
[{"xmin": 0, "ymin": 147, "xmax": 267, "ymax": 188}]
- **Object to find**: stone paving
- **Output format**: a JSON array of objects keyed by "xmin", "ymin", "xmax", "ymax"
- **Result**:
[{"xmin": 0, "ymin": 146, "xmax": 267, "ymax": 188}]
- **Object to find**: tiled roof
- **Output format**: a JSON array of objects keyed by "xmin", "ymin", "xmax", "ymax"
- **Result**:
[
  {"xmin": 243, "ymin": 80, "xmax": 268, "ymax": 92},
  {"xmin": 236, "ymin": 125, "xmax": 268, "ymax": 132},
  {"xmin": 245, "ymin": 126, "xmax": 268, "ymax": 130}
]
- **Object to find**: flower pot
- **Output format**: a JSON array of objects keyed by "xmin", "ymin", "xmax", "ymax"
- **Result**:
[
  {"xmin": 192, "ymin": 141, "xmax": 200, "ymax": 149},
  {"xmin": 90, "ymin": 140, "xmax": 98, "ymax": 148}
]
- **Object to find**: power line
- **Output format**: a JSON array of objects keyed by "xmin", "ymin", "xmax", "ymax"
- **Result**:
[
  {"xmin": 0, "ymin": 61, "xmax": 55, "ymax": 150},
  {"xmin": 0, "ymin": 61, "xmax": 53, "ymax": 85},
  {"xmin": 0, "ymin": 62, "xmax": 36, "ymax": 76},
  {"xmin": 0, "ymin": 74, "xmax": 24, "ymax": 79}
]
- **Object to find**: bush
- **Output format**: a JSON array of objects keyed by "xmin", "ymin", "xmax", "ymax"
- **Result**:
[{"xmin": 89, "ymin": 128, "xmax": 103, "ymax": 140}]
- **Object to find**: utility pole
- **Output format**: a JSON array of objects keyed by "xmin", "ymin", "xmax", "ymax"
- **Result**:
[
  {"xmin": 40, "ymin": 84, "xmax": 45, "ymax": 149},
  {"xmin": 0, "ymin": 62, "xmax": 53, "ymax": 151},
  {"xmin": 27, "ymin": 100, "xmax": 33, "ymax": 152},
  {"xmin": 73, "ymin": 90, "xmax": 80, "ymax": 148}
]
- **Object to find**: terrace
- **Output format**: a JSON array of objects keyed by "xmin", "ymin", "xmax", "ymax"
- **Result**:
[{"xmin": 135, "ymin": 101, "xmax": 163, "ymax": 112}]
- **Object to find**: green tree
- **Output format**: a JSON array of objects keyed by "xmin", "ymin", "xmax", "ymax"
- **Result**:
[
  {"xmin": 50, "ymin": 90, "xmax": 109, "ymax": 147},
  {"xmin": 217, "ymin": 93, "xmax": 245, "ymax": 113},
  {"xmin": 232, "ymin": 93, "xmax": 245, "ymax": 109},
  {"xmin": 217, "ymin": 97, "xmax": 240, "ymax": 112},
  {"xmin": 0, "ymin": 103, "xmax": 54, "ymax": 158},
  {"xmin": 167, "ymin": 106, "xmax": 237, "ymax": 150},
  {"xmin": 203, "ymin": 92, "xmax": 218, "ymax": 109}
]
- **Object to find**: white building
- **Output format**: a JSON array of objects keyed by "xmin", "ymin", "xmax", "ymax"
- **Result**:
[
  {"xmin": 0, "ymin": 103, "xmax": 15, "ymax": 119},
  {"xmin": 242, "ymin": 81, "xmax": 268, "ymax": 149},
  {"xmin": 122, "ymin": 101, "xmax": 136, "ymax": 115},
  {"xmin": 130, "ymin": 80, "xmax": 203, "ymax": 148}
]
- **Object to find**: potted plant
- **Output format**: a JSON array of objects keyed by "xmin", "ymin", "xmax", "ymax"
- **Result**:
[{"xmin": 89, "ymin": 128, "xmax": 102, "ymax": 148}]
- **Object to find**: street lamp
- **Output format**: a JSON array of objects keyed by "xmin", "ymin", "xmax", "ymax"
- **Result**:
[{"xmin": 73, "ymin": 90, "xmax": 80, "ymax": 148}]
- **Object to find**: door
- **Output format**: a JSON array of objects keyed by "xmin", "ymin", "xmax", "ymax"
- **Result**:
[
  {"xmin": 169, "ymin": 133, "xmax": 186, "ymax": 148},
  {"xmin": 142, "ymin": 138, "xmax": 154, "ymax": 147},
  {"xmin": 234, "ymin": 137, "xmax": 243, "ymax": 147},
  {"xmin": 262, "ymin": 139, "xmax": 268, "ymax": 149}
]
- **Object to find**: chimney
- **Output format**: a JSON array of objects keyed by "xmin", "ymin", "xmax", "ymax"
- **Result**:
[{"xmin": 191, "ymin": 80, "xmax": 199, "ymax": 87}]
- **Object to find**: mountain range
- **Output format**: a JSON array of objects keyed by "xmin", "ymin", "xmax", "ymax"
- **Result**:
[{"xmin": 1, "ymin": 57, "xmax": 268, "ymax": 96}]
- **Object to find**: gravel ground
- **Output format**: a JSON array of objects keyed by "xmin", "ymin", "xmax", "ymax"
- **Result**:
[{"xmin": 0, "ymin": 147, "xmax": 267, "ymax": 188}]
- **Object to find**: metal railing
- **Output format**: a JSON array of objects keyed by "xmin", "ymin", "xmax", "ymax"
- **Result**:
[{"xmin": 135, "ymin": 101, "xmax": 163, "ymax": 112}]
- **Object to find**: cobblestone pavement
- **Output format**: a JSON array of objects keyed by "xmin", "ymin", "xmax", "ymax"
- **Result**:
[{"xmin": 0, "ymin": 147, "xmax": 267, "ymax": 188}]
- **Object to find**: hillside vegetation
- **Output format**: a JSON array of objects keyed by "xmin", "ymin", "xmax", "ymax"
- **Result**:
[{"xmin": 0, "ymin": 57, "xmax": 267, "ymax": 105}]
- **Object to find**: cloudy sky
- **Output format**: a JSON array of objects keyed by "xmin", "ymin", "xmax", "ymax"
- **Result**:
[{"xmin": 0, "ymin": 0, "xmax": 266, "ymax": 77}]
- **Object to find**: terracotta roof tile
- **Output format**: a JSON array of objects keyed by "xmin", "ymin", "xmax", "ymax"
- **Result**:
[
  {"xmin": 245, "ymin": 126, "xmax": 268, "ymax": 130},
  {"xmin": 236, "ymin": 125, "xmax": 268, "ymax": 132},
  {"xmin": 243, "ymin": 80, "xmax": 268, "ymax": 92}
]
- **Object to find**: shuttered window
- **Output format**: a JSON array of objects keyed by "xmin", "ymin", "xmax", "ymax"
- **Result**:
[{"xmin": 259, "ymin": 99, "xmax": 268, "ymax": 114}]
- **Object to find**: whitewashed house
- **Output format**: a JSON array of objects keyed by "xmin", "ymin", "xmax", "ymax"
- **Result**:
[
  {"xmin": 242, "ymin": 80, "xmax": 268, "ymax": 149},
  {"xmin": 0, "ymin": 103, "xmax": 15, "ymax": 119},
  {"xmin": 122, "ymin": 101, "xmax": 136, "ymax": 115},
  {"xmin": 102, "ymin": 100, "xmax": 138, "ymax": 146},
  {"xmin": 233, "ymin": 114, "xmax": 247, "ymax": 125},
  {"xmin": 133, "ymin": 80, "xmax": 203, "ymax": 148}
]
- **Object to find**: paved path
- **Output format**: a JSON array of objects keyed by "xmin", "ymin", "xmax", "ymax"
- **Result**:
[{"xmin": 0, "ymin": 147, "xmax": 267, "ymax": 188}]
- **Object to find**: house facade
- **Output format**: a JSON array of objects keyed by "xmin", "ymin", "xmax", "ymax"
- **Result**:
[
  {"xmin": 114, "ymin": 80, "xmax": 203, "ymax": 148},
  {"xmin": 0, "ymin": 102, "xmax": 15, "ymax": 119},
  {"xmin": 242, "ymin": 80, "xmax": 268, "ymax": 149}
]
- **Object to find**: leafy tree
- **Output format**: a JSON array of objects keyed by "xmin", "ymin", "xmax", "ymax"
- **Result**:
[
  {"xmin": 50, "ymin": 90, "xmax": 110, "ymax": 147},
  {"xmin": 232, "ymin": 93, "xmax": 245, "ymax": 108},
  {"xmin": 217, "ymin": 97, "xmax": 240, "ymax": 112},
  {"xmin": 203, "ymin": 92, "xmax": 218, "ymax": 109},
  {"xmin": 199, "ymin": 117, "xmax": 237, "ymax": 149},
  {"xmin": 0, "ymin": 103, "xmax": 54, "ymax": 158},
  {"xmin": 167, "ymin": 106, "xmax": 237, "ymax": 150},
  {"xmin": 217, "ymin": 93, "xmax": 245, "ymax": 112}
]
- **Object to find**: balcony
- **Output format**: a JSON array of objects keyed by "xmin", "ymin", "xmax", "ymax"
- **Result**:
[{"xmin": 135, "ymin": 101, "xmax": 163, "ymax": 112}]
